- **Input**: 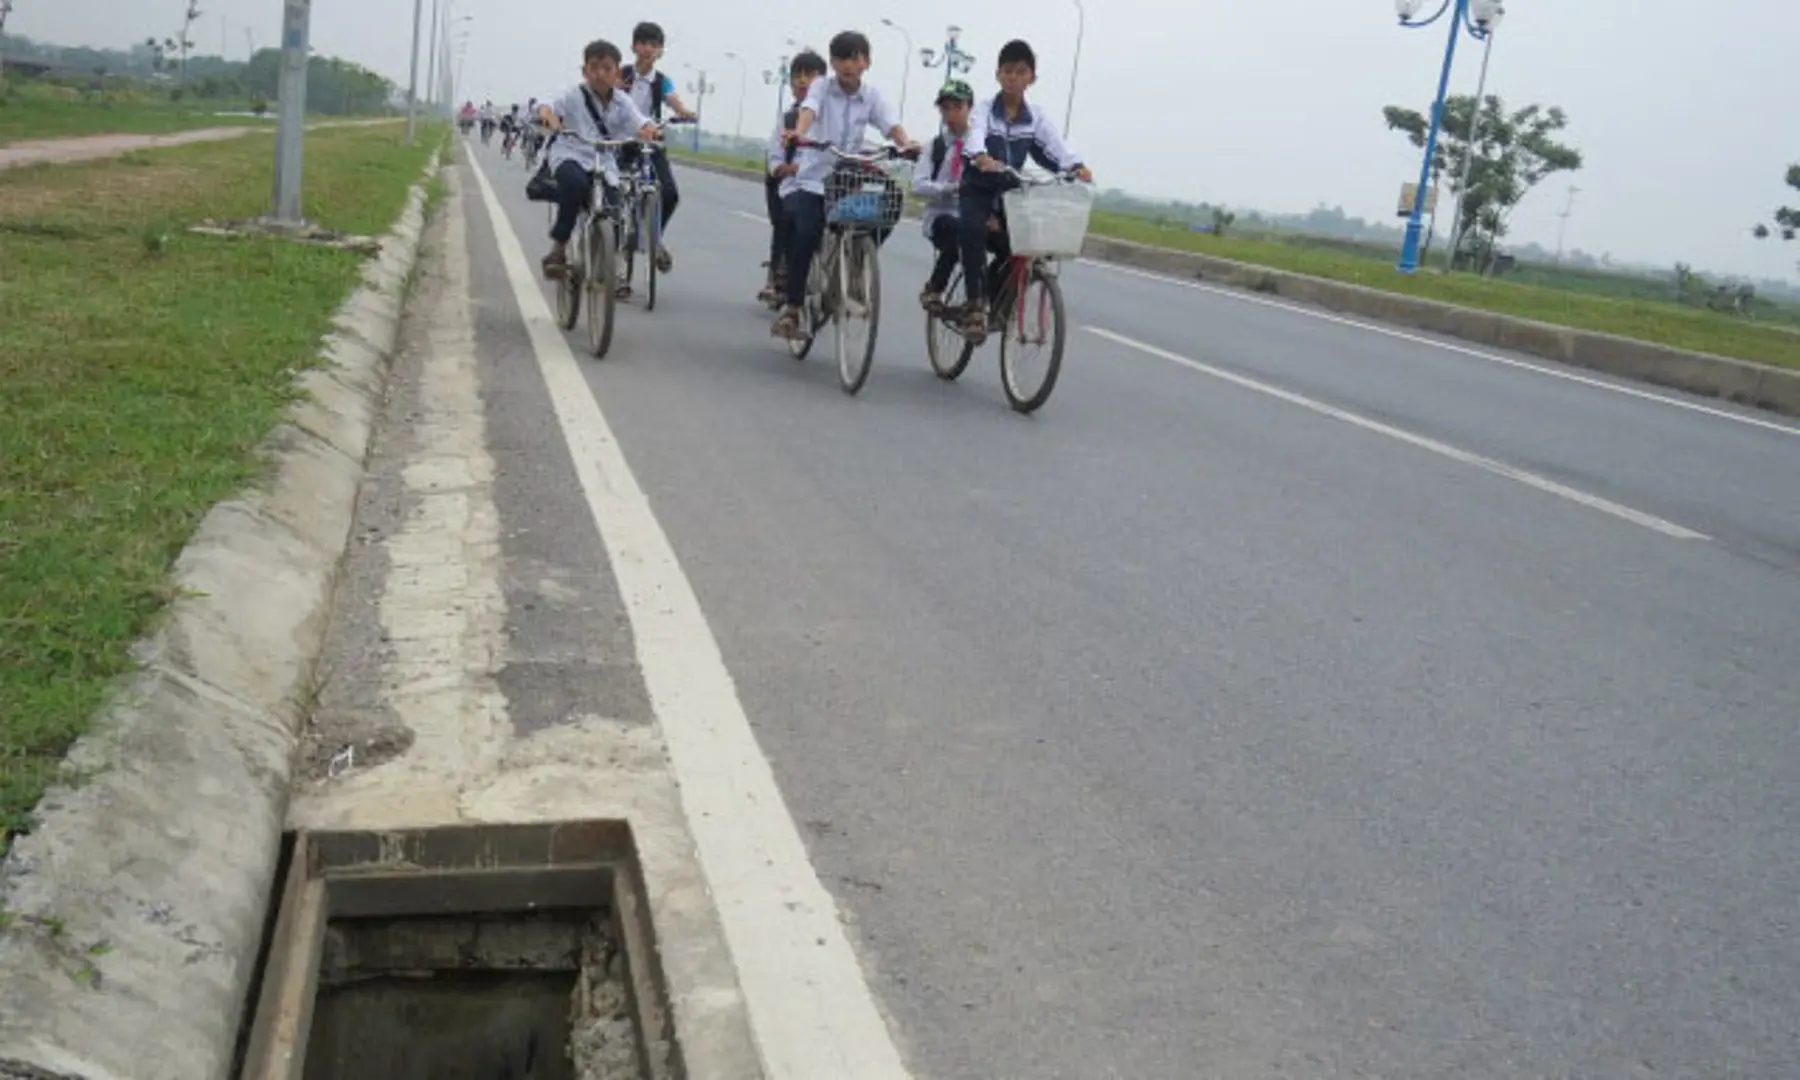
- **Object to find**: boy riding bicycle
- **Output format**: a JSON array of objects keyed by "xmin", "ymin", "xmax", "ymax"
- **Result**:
[
  {"xmin": 772, "ymin": 30, "xmax": 919, "ymax": 341},
  {"xmin": 619, "ymin": 21, "xmax": 698, "ymax": 272},
  {"xmin": 759, "ymin": 50, "xmax": 828, "ymax": 306},
  {"xmin": 958, "ymin": 39, "xmax": 1094, "ymax": 339},
  {"xmin": 536, "ymin": 39, "xmax": 661, "ymax": 281},
  {"xmin": 911, "ymin": 80, "xmax": 982, "ymax": 319}
]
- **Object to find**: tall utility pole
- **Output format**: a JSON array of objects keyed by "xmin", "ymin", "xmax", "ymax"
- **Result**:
[
  {"xmin": 1442, "ymin": 6, "xmax": 1502, "ymax": 272},
  {"xmin": 404, "ymin": 0, "xmax": 423, "ymax": 144},
  {"xmin": 178, "ymin": 2, "xmax": 202, "ymax": 90},
  {"xmin": 269, "ymin": 0, "xmax": 311, "ymax": 225},
  {"xmin": 879, "ymin": 19, "xmax": 913, "ymax": 132},
  {"xmin": 1065, "ymin": 0, "xmax": 1085, "ymax": 136},
  {"xmin": 1554, "ymin": 185, "xmax": 1581, "ymax": 263},
  {"xmin": 424, "ymin": 0, "xmax": 440, "ymax": 115}
]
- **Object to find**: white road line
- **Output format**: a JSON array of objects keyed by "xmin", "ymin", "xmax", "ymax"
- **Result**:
[
  {"xmin": 1076, "ymin": 259, "xmax": 1800, "ymax": 439},
  {"xmin": 468, "ymin": 153, "xmax": 911, "ymax": 1079},
  {"xmin": 1087, "ymin": 326, "xmax": 1711, "ymax": 542},
  {"xmin": 730, "ymin": 208, "xmax": 767, "ymax": 224}
]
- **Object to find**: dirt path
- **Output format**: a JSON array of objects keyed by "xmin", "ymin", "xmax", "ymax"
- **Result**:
[{"xmin": 0, "ymin": 126, "xmax": 259, "ymax": 171}]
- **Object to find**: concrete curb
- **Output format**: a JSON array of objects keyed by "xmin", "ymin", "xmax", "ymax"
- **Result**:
[
  {"xmin": 674, "ymin": 156, "xmax": 1800, "ymax": 419},
  {"xmin": 0, "ymin": 150, "xmax": 442, "ymax": 1080}
]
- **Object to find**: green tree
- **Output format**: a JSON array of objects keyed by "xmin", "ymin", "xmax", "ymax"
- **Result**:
[
  {"xmin": 1750, "ymin": 163, "xmax": 1799, "ymax": 248},
  {"xmin": 1383, "ymin": 94, "xmax": 1583, "ymax": 270}
]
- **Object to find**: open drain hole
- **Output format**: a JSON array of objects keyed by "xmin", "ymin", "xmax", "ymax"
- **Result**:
[{"xmin": 237, "ymin": 822, "xmax": 680, "ymax": 1080}]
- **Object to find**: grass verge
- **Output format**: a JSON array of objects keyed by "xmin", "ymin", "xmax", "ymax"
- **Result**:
[
  {"xmin": 0, "ymin": 84, "xmax": 273, "ymax": 146},
  {"xmin": 669, "ymin": 147, "xmax": 1800, "ymax": 371},
  {"xmin": 0, "ymin": 123, "xmax": 444, "ymax": 835}
]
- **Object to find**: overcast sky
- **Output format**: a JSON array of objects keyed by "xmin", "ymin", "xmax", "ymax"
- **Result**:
[{"xmin": 14, "ymin": 0, "xmax": 1798, "ymax": 281}]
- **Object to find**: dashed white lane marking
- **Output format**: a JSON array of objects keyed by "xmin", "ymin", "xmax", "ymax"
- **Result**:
[{"xmin": 1088, "ymin": 326, "xmax": 1710, "ymax": 542}]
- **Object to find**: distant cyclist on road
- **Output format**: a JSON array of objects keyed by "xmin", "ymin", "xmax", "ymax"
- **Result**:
[{"xmin": 619, "ymin": 21, "xmax": 698, "ymax": 273}]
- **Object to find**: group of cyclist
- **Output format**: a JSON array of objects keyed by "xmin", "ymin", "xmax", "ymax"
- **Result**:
[{"xmin": 483, "ymin": 21, "xmax": 1092, "ymax": 349}]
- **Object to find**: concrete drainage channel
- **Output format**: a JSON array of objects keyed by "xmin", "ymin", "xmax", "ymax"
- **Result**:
[{"xmin": 233, "ymin": 822, "xmax": 679, "ymax": 1080}]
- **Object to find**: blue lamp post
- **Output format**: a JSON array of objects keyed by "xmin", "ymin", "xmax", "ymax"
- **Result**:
[{"xmin": 1393, "ymin": 0, "xmax": 1504, "ymax": 274}]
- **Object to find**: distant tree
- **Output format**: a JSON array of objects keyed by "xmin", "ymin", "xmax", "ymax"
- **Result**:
[
  {"xmin": 1751, "ymin": 164, "xmax": 1799, "ymax": 270},
  {"xmin": 1383, "ymin": 94, "xmax": 1582, "ymax": 271}
]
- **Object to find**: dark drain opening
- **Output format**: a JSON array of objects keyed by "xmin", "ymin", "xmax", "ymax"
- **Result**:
[{"xmin": 237, "ymin": 823, "xmax": 680, "ymax": 1080}]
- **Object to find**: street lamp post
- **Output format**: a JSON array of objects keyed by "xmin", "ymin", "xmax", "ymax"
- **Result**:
[
  {"xmin": 879, "ymin": 19, "xmax": 914, "ymax": 131},
  {"xmin": 723, "ymin": 51, "xmax": 748, "ymax": 140},
  {"xmin": 1065, "ymin": 0, "xmax": 1085, "ymax": 136},
  {"xmin": 425, "ymin": 0, "xmax": 440, "ymax": 113},
  {"xmin": 269, "ymin": 0, "xmax": 312, "ymax": 226},
  {"xmin": 404, "ymin": 0, "xmax": 424, "ymax": 144},
  {"xmin": 919, "ymin": 25, "xmax": 977, "ymax": 128},
  {"xmin": 1441, "ymin": 3, "xmax": 1502, "ymax": 272},
  {"xmin": 685, "ymin": 66, "xmax": 715, "ymax": 152},
  {"xmin": 1393, "ymin": 0, "xmax": 1502, "ymax": 275}
]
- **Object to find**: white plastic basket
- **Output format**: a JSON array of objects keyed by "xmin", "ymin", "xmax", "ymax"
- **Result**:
[{"xmin": 1003, "ymin": 181, "xmax": 1095, "ymax": 257}]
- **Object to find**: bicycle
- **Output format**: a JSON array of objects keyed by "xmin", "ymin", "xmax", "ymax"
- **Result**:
[
  {"xmin": 544, "ymin": 134, "xmax": 650, "ymax": 359},
  {"xmin": 925, "ymin": 165, "xmax": 1093, "ymax": 414},
  {"xmin": 501, "ymin": 123, "xmax": 519, "ymax": 160},
  {"xmin": 522, "ymin": 124, "xmax": 546, "ymax": 171},
  {"xmin": 784, "ymin": 140, "xmax": 917, "ymax": 395},
  {"xmin": 614, "ymin": 117, "xmax": 694, "ymax": 311}
]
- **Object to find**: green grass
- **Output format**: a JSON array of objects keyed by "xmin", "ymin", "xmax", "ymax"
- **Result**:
[
  {"xmin": 669, "ymin": 147, "xmax": 1800, "ymax": 371},
  {"xmin": 0, "ymin": 124, "xmax": 442, "ymax": 836},
  {"xmin": 0, "ymin": 81, "xmax": 273, "ymax": 146},
  {"xmin": 1091, "ymin": 213, "xmax": 1800, "ymax": 371}
]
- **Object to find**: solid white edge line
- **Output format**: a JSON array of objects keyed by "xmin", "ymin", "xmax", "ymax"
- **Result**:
[
  {"xmin": 467, "ymin": 151, "xmax": 912, "ymax": 1080},
  {"xmin": 730, "ymin": 208, "xmax": 768, "ymax": 224},
  {"xmin": 1071, "ymin": 257, "xmax": 1800, "ymax": 439},
  {"xmin": 1087, "ymin": 326, "xmax": 1711, "ymax": 542}
]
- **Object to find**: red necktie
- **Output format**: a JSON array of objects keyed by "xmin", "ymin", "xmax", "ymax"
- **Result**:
[{"xmin": 949, "ymin": 137, "xmax": 963, "ymax": 183}]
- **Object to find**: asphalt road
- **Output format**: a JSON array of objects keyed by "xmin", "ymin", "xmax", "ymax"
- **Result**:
[{"xmin": 457, "ymin": 140, "xmax": 1800, "ymax": 1079}]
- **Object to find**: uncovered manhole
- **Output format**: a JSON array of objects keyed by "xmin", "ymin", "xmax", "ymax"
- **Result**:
[{"xmin": 234, "ymin": 822, "xmax": 680, "ymax": 1080}]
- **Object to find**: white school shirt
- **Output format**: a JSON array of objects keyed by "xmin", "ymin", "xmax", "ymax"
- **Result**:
[
  {"xmin": 912, "ymin": 130, "xmax": 972, "ymax": 237},
  {"xmin": 780, "ymin": 76, "xmax": 899, "ymax": 199},
  {"xmin": 545, "ymin": 83, "xmax": 651, "ymax": 179},
  {"xmin": 623, "ymin": 65, "xmax": 677, "ymax": 120},
  {"xmin": 964, "ymin": 95, "xmax": 1082, "ymax": 175}
]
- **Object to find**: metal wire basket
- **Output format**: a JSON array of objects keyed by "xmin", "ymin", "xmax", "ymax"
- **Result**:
[{"xmin": 824, "ymin": 162, "xmax": 906, "ymax": 230}]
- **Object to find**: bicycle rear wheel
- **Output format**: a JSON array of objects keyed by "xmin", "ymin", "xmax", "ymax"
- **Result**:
[
  {"xmin": 586, "ymin": 217, "xmax": 617, "ymax": 358},
  {"xmin": 998, "ymin": 262, "xmax": 1066, "ymax": 414},
  {"xmin": 835, "ymin": 232, "xmax": 880, "ymax": 396},
  {"xmin": 926, "ymin": 267, "xmax": 977, "ymax": 381}
]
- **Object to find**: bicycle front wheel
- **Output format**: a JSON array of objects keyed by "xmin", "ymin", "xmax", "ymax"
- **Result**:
[
  {"xmin": 835, "ymin": 233, "xmax": 880, "ymax": 396},
  {"xmin": 998, "ymin": 262, "xmax": 1066, "ymax": 415},
  {"xmin": 926, "ymin": 267, "xmax": 977, "ymax": 381},
  {"xmin": 555, "ymin": 217, "xmax": 583, "ymax": 331},
  {"xmin": 586, "ymin": 218, "xmax": 617, "ymax": 358},
  {"xmin": 643, "ymin": 192, "xmax": 663, "ymax": 313}
]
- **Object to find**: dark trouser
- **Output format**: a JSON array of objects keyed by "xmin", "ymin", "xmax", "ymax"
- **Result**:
[
  {"xmin": 958, "ymin": 186, "xmax": 1013, "ymax": 304},
  {"xmin": 765, "ymin": 176, "xmax": 789, "ymax": 273},
  {"xmin": 782, "ymin": 191, "xmax": 826, "ymax": 308},
  {"xmin": 927, "ymin": 217, "xmax": 960, "ymax": 294},
  {"xmin": 549, "ymin": 161, "xmax": 619, "ymax": 245}
]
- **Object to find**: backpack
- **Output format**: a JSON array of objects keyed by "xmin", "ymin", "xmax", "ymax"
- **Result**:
[
  {"xmin": 931, "ymin": 134, "xmax": 948, "ymax": 179},
  {"xmin": 782, "ymin": 106, "xmax": 802, "ymax": 164}
]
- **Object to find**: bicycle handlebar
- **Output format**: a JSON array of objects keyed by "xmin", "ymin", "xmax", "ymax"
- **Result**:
[{"xmin": 791, "ymin": 138, "xmax": 921, "ymax": 163}]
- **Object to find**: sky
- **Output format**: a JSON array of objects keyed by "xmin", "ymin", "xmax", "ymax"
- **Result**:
[{"xmin": 12, "ymin": 0, "xmax": 1798, "ymax": 282}]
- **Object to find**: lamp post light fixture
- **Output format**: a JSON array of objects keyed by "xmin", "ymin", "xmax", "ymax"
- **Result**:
[
  {"xmin": 685, "ymin": 65, "xmax": 715, "ymax": 152},
  {"xmin": 1392, "ymin": 0, "xmax": 1503, "ymax": 275},
  {"xmin": 919, "ymin": 24, "xmax": 976, "ymax": 92}
]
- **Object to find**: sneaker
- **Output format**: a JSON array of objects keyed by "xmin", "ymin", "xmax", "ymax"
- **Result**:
[
  {"xmin": 959, "ymin": 306, "xmax": 988, "ymax": 343},
  {"xmin": 920, "ymin": 288, "xmax": 946, "ymax": 315},
  {"xmin": 655, "ymin": 245, "xmax": 673, "ymax": 272},
  {"xmin": 541, "ymin": 249, "xmax": 568, "ymax": 280},
  {"xmin": 771, "ymin": 307, "xmax": 805, "ymax": 340}
]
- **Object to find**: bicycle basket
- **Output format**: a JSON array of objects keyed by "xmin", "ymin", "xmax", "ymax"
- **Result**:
[
  {"xmin": 1003, "ymin": 181, "xmax": 1095, "ymax": 257},
  {"xmin": 824, "ymin": 165, "xmax": 904, "ymax": 229}
]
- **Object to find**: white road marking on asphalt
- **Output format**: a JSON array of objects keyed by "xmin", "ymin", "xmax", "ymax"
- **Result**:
[
  {"xmin": 1088, "ymin": 326, "xmax": 1711, "ymax": 542},
  {"xmin": 1072, "ymin": 259, "xmax": 1800, "ymax": 439},
  {"xmin": 468, "ymin": 153, "xmax": 912, "ymax": 1079},
  {"xmin": 731, "ymin": 208, "xmax": 768, "ymax": 224}
]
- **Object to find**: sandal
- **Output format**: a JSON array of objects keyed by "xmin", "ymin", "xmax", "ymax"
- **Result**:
[{"xmin": 771, "ymin": 308, "xmax": 805, "ymax": 340}]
